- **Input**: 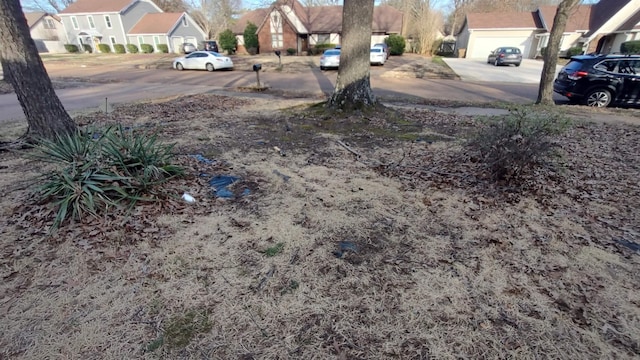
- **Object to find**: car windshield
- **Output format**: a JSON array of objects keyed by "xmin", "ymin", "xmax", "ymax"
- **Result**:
[
  {"xmin": 324, "ymin": 50, "xmax": 340, "ymax": 56},
  {"xmin": 371, "ymin": 48, "xmax": 382, "ymax": 53},
  {"xmin": 207, "ymin": 51, "xmax": 222, "ymax": 56}
]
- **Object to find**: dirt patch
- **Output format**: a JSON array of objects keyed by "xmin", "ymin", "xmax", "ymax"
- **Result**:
[{"xmin": 1, "ymin": 94, "xmax": 639, "ymax": 359}]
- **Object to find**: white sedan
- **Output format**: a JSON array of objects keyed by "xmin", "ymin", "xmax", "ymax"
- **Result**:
[
  {"xmin": 173, "ymin": 51, "xmax": 234, "ymax": 71},
  {"xmin": 370, "ymin": 47, "xmax": 386, "ymax": 65}
]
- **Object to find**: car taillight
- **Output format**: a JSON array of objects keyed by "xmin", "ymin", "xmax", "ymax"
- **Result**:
[
  {"xmin": 499, "ymin": 53, "xmax": 505, "ymax": 58},
  {"xmin": 568, "ymin": 71, "xmax": 588, "ymax": 80}
]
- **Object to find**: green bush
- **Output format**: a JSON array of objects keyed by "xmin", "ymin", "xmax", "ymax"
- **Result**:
[
  {"xmin": 385, "ymin": 34, "xmax": 405, "ymax": 56},
  {"xmin": 243, "ymin": 21, "xmax": 259, "ymax": 52},
  {"xmin": 82, "ymin": 44, "xmax": 92, "ymax": 53},
  {"xmin": 126, "ymin": 44, "xmax": 139, "ymax": 53},
  {"xmin": 565, "ymin": 46, "xmax": 583, "ymax": 57},
  {"xmin": 467, "ymin": 106, "xmax": 570, "ymax": 183},
  {"xmin": 97, "ymin": 43, "xmax": 111, "ymax": 53},
  {"xmin": 64, "ymin": 44, "xmax": 79, "ymax": 53},
  {"xmin": 540, "ymin": 46, "xmax": 547, "ymax": 57},
  {"xmin": 140, "ymin": 43, "xmax": 154, "ymax": 53},
  {"xmin": 310, "ymin": 43, "xmax": 336, "ymax": 55},
  {"xmin": 621, "ymin": 40, "xmax": 640, "ymax": 54},
  {"xmin": 33, "ymin": 126, "xmax": 183, "ymax": 229},
  {"xmin": 114, "ymin": 44, "xmax": 126, "ymax": 53},
  {"xmin": 157, "ymin": 44, "xmax": 169, "ymax": 53},
  {"xmin": 286, "ymin": 48, "xmax": 296, "ymax": 55},
  {"xmin": 219, "ymin": 29, "xmax": 237, "ymax": 54}
]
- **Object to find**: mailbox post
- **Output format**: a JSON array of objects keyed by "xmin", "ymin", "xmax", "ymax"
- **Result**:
[
  {"xmin": 274, "ymin": 50, "xmax": 282, "ymax": 67},
  {"xmin": 253, "ymin": 63, "xmax": 262, "ymax": 88}
]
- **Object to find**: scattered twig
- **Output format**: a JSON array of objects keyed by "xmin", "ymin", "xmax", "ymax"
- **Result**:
[{"xmin": 336, "ymin": 140, "xmax": 362, "ymax": 159}]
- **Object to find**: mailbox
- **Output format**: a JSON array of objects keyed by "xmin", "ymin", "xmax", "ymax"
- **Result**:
[
  {"xmin": 274, "ymin": 50, "xmax": 281, "ymax": 57},
  {"xmin": 253, "ymin": 64, "xmax": 262, "ymax": 71}
]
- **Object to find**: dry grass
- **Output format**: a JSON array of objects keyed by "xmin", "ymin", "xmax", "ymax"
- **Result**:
[{"xmin": 0, "ymin": 94, "xmax": 639, "ymax": 359}]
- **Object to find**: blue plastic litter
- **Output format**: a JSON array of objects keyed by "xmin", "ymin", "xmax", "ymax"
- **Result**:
[
  {"xmin": 616, "ymin": 238, "xmax": 640, "ymax": 252},
  {"xmin": 209, "ymin": 175, "xmax": 250, "ymax": 198},
  {"xmin": 190, "ymin": 154, "xmax": 215, "ymax": 164},
  {"xmin": 334, "ymin": 241, "xmax": 359, "ymax": 258}
]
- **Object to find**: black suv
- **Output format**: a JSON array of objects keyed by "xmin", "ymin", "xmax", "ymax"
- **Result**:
[
  {"xmin": 200, "ymin": 40, "xmax": 219, "ymax": 52},
  {"xmin": 554, "ymin": 54, "xmax": 640, "ymax": 107}
]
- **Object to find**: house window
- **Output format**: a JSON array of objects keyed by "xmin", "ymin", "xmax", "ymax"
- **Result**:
[
  {"xmin": 87, "ymin": 15, "xmax": 95, "ymax": 29},
  {"xmin": 182, "ymin": 17, "xmax": 187, "ymax": 27},
  {"xmin": 110, "ymin": 36, "xmax": 117, "ymax": 45},
  {"xmin": 104, "ymin": 15, "xmax": 112, "ymax": 29},
  {"xmin": 43, "ymin": 18, "xmax": 56, "ymax": 29},
  {"xmin": 316, "ymin": 34, "xmax": 330, "ymax": 44},
  {"xmin": 71, "ymin": 16, "xmax": 79, "ymax": 30},
  {"xmin": 137, "ymin": 36, "xmax": 144, "ymax": 45},
  {"xmin": 270, "ymin": 11, "xmax": 283, "ymax": 49}
]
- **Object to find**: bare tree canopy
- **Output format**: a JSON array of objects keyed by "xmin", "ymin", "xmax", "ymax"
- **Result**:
[
  {"xmin": 20, "ymin": 0, "xmax": 74, "ymax": 13},
  {"xmin": 152, "ymin": 0, "xmax": 188, "ymax": 12},
  {"xmin": 1, "ymin": 0, "xmax": 76, "ymax": 140},
  {"xmin": 536, "ymin": 0, "xmax": 581, "ymax": 105},
  {"xmin": 186, "ymin": 0, "xmax": 241, "ymax": 40},
  {"xmin": 328, "ymin": 0, "xmax": 376, "ymax": 109}
]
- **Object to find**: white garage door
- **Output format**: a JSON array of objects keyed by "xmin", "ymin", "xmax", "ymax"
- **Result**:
[{"xmin": 468, "ymin": 36, "xmax": 533, "ymax": 59}]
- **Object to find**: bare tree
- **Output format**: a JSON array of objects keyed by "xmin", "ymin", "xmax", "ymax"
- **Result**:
[
  {"xmin": 536, "ymin": 0, "xmax": 581, "ymax": 105},
  {"xmin": 152, "ymin": 0, "xmax": 188, "ymax": 12},
  {"xmin": 20, "ymin": 0, "xmax": 74, "ymax": 13},
  {"xmin": 0, "ymin": 0, "xmax": 76, "ymax": 140},
  {"xmin": 327, "ymin": 0, "xmax": 376, "ymax": 109},
  {"xmin": 187, "ymin": 0, "xmax": 241, "ymax": 40},
  {"xmin": 408, "ymin": 0, "xmax": 444, "ymax": 55}
]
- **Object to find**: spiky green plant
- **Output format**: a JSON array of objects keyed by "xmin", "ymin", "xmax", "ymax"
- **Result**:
[{"xmin": 33, "ymin": 126, "xmax": 183, "ymax": 229}]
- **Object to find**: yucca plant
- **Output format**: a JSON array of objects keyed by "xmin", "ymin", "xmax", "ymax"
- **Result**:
[{"xmin": 33, "ymin": 126, "xmax": 183, "ymax": 229}]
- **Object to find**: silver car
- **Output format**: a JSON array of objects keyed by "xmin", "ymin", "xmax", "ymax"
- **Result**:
[
  {"xmin": 320, "ymin": 49, "xmax": 340, "ymax": 70},
  {"xmin": 173, "ymin": 51, "xmax": 234, "ymax": 71}
]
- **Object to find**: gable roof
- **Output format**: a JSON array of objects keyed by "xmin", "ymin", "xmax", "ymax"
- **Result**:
[
  {"xmin": 465, "ymin": 11, "xmax": 541, "ymax": 30},
  {"xmin": 588, "ymin": 0, "xmax": 633, "ymax": 35},
  {"xmin": 60, "ymin": 0, "xmax": 137, "ymax": 14},
  {"xmin": 128, "ymin": 12, "xmax": 182, "ymax": 34},
  {"xmin": 538, "ymin": 5, "xmax": 592, "ymax": 32},
  {"xmin": 232, "ymin": 2, "xmax": 402, "ymax": 35}
]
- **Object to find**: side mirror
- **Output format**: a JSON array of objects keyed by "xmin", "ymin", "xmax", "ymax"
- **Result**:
[{"xmin": 253, "ymin": 64, "xmax": 262, "ymax": 72}]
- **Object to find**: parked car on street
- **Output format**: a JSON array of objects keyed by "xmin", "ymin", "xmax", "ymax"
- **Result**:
[
  {"xmin": 370, "ymin": 47, "xmax": 386, "ymax": 65},
  {"xmin": 373, "ymin": 43, "xmax": 389, "ymax": 59},
  {"xmin": 487, "ymin": 47, "xmax": 522, "ymax": 67},
  {"xmin": 320, "ymin": 49, "xmax": 341, "ymax": 70},
  {"xmin": 181, "ymin": 42, "xmax": 197, "ymax": 54},
  {"xmin": 554, "ymin": 54, "xmax": 640, "ymax": 107},
  {"xmin": 173, "ymin": 51, "xmax": 234, "ymax": 71}
]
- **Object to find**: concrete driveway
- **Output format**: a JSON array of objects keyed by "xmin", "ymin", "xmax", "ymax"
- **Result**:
[{"xmin": 442, "ymin": 58, "xmax": 563, "ymax": 83}]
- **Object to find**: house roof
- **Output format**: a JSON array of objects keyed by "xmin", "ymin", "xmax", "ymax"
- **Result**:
[
  {"xmin": 588, "ymin": 0, "xmax": 632, "ymax": 35},
  {"xmin": 232, "ymin": 2, "xmax": 402, "ymax": 34},
  {"xmin": 59, "ymin": 0, "xmax": 135, "ymax": 14},
  {"xmin": 537, "ymin": 5, "xmax": 592, "ymax": 32},
  {"xmin": 465, "ymin": 11, "xmax": 541, "ymax": 30},
  {"xmin": 128, "ymin": 12, "xmax": 182, "ymax": 34}
]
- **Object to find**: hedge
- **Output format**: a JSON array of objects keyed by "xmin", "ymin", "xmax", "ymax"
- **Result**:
[
  {"xmin": 140, "ymin": 43, "xmax": 154, "ymax": 53},
  {"xmin": 114, "ymin": 44, "xmax": 126, "ymax": 53},
  {"xmin": 126, "ymin": 44, "xmax": 139, "ymax": 53},
  {"xmin": 157, "ymin": 44, "xmax": 168, "ymax": 53},
  {"xmin": 385, "ymin": 34, "xmax": 405, "ymax": 56},
  {"xmin": 64, "ymin": 44, "xmax": 79, "ymax": 53},
  {"xmin": 82, "ymin": 44, "xmax": 92, "ymax": 53},
  {"xmin": 621, "ymin": 40, "xmax": 640, "ymax": 54},
  {"xmin": 97, "ymin": 44, "xmax": 111, "ymax": 53}
]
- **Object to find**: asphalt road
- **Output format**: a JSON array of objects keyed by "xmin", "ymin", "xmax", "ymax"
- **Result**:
[
  {"xmin": 0, "ymin": 56, "xmax": 564, "ymax": 123},
  {"xmin": 442, "ymin": 58, "xmax": 564, "ymax": 83}
]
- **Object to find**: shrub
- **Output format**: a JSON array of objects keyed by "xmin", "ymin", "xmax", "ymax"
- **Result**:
[
  {"xmin": 219, "ymin": 29, "xmax": 237, "ymax": 54},
  {"xmin": 311, "ymin": 43, "xmax": 336, "ymax": 55},
  {"xmin": 126, "ymin": 44, "xmax": 139, "ymax": 53},
  {"xmin": 140, "ymin": 43, "xmax": 154, "ymax": 53},
  {"xmin": 33, "ymin": 126, "xmax": 183, "ymax": 229},
  {"xmin": 385, "ymin": 34, "xmax": 405, "ymax": 56},
  {"xmin": 82, "ymin": 44, "xmax": 93, "ymax": 53},
  {"xmin": 97, "ymin": 43, "xmax": 111, "ymax": 53},
  {"xmin": 621, "ymin": 40, "xmax": 640, "ymax": 54},
  {"xmin": 286, "ymin": 47, "xmax": 296, "ymax": 55},
  {"xmin": 246, "ymin": 47, "xmax": 258, "ymax": 55},
  {"xmin": 540, "ymin": 46, "xmax": 547, "ymax": 57},
  {"xmin": 467, "ymin": 106, "xmax": 570, "ymax": 183},
  {"xmin": 565, "ymin": 46, "xmax": 583, "ymax": 57},
  {"xmin": 243, "ymin": 21, "xmax": 259, "ymax": 52},
  {"xmin": 157, "ymin": 44, "xmax": 169, "ymax": 53},
  {"xmin": 64, "ymin": 44, "xmax": 79, "ymax": 53},
  {"xmin": 114, "ymin": 44, "xmax": 126, "ymax": 53}
]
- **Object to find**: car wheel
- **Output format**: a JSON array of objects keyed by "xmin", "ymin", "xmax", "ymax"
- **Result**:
[
  {"xmin": 515, "ymin": 62, "xmax": 521, "ymax": 67},
  {"xmin": 206, "ymin": 63, "xmax": 215, "ymax": 72},
  {"xmin": 584, "ymin": 88, "xmax": 612, "ymax": 107},
  {"xmin": 320, "ymin": 66, "xmax": 325, "ymax": 71},
  {"xmin": 175, "ymin": 62, "xmax": 184, "ymax": 71},
  {"xmin": 494, "ymin": 59, "xmax": 499, "ymax": 66}
]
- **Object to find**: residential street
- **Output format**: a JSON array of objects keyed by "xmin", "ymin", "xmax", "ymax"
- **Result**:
[{"xmin": 0, "ymin": 54, "xmax": 564, "ymax": 122}]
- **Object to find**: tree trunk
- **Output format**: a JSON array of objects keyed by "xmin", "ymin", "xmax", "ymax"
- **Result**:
[
  {"xmin": 327, "ymin": 0, "xmax": 376, "ymax": 110},
  {"xmin": 0, "ymin": 0, "xmax": 76, "ymax": 141},
  {"xmin": 536, "ymin": 0, "xmax": 581, "ymax": 105}
]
